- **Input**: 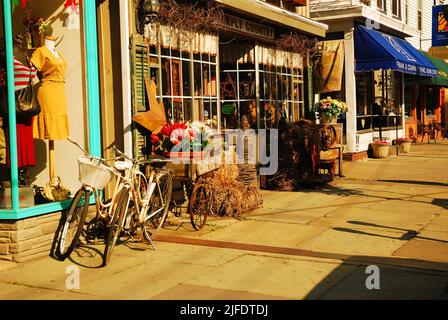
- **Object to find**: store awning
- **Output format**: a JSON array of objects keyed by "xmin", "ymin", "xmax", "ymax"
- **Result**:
[
  {"xmin": 215, "ymin": 0, "xmax": 328, "ymax": 37},
  {"xmin": 405, "ymin": 51, "xmax": 448, "ymax": 86},
  {"xmin": 354, "ymin": 25, "xmax": 438, "ymax": 77}
]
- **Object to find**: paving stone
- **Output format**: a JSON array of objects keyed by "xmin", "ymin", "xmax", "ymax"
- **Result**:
[
  {"xmin": 199, "ymin": 220, "xmax": 326, "ymax": 248},
  {"xmin": 319, "ymin": 266, "xmax": 448, "ymax": 300},
  {"xmin": 298, "ymin": 228, "xmax": 408, "ymax": 257},
  {"xmin": 393, "ymin": 237, "xmax": 448, "ymax": 263},
  {"xmin": 184, "ymin": 254, "xmax": 357, "ymax": 299}
]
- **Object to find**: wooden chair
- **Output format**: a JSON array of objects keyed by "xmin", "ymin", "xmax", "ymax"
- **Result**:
[{"xmin": 417, "ymin": 122, "xmax": 431, "ymax": 143}]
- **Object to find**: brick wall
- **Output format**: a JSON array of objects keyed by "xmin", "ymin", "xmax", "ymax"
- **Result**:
[{"xmin": 0, "ymin": 212, "xmax": 61, "ymax": 262}]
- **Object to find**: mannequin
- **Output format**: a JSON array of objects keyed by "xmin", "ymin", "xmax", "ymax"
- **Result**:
[{"xmin": 31, "ymin": 34, "xmax": 69, "ymax": 181}]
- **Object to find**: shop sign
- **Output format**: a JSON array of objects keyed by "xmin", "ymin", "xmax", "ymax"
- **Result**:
[
  {"xmin": 223, "ymin": 14, "xmax": 275, "ymax": 41},
  {"xmin": 429, "ymin": 45, "xmax": 448, "ymax": 59},
  {"xmin": 432, "ymin": 5, "xmax": 448, "ymax": 47}
]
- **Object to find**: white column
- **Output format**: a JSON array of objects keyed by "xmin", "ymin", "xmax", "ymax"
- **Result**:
[
  {"xmin": 120, "ymin": 0, "xmax": 133, "ymax": 157},
  {"xmin": 344, "ymin": 29, "xmax": 357, "ymax": 153}
]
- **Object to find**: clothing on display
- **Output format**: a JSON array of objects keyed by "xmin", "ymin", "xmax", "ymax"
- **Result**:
[
  {"xmin": 2, "ymin": 56, "xmax": 37, "ymax": 168},
  {"xmin": 31, "ymin": 46, "xmax": 69, "ymax": 140}
]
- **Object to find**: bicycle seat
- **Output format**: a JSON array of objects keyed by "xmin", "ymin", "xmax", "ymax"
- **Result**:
[{"xmin": 114, "ymin": 161, "xmax": 133, "ymax": 171}]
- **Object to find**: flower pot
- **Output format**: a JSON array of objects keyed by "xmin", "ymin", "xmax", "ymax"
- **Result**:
[
  {"xmin": 371, "ymin": 143, "xmax": 390, "ymax": 158},
  {"xmin": 397, "ymin": 140, "xmax": 412, "ymax": 153},
  {"xmin": 320, "ymin": 113, "xmax": 338, "ymax": 124},
  {"xmin": 163, "ymin": 151, "xmax": 206, "ymax": 160}
]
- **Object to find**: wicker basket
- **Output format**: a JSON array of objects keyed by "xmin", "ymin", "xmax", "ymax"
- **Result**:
[{"xmin": 78, "ymin": 156, "xmax": 115, "ymax": 190}]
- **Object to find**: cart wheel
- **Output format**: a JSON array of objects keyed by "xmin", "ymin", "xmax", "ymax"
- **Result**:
[{"xmin": 188, "ymin": 181, "xmax": 209, "ymax": 231}]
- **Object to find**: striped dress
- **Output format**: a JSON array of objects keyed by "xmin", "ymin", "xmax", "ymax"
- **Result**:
[{"xmin": 4, "ymin": 57, "xmax": 37, "ymax": 168}]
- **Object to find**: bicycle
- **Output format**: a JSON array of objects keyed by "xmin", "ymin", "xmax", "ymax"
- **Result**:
[
  {"xmin": 57, "ymin": 138, "xmax": 125, "ymax": 262},
  {"xmin": 57, "ymin": 138, "xmax": 173, "ymax": 266},
  {"xmin": 103, "ymin": 148, "xmax": 173, "ymax": 265}
]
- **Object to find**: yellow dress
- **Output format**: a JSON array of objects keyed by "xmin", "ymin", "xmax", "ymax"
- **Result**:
[{"xmin": 30, "ymin": 46, "xmax": 70, "ymax": 140}]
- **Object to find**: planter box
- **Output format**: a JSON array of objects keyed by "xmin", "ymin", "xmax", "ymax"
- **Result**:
[
  {"xmin": 371, "ymin": 143, "xmax": 390, "ymax": 158},
  {"xmin": 397, "ymin": 140, "xmax": 412, "ymax": 153}
]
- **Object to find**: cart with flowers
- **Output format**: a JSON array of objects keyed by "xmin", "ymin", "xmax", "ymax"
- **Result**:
[{"xmin": 150, "ymin": 121, "xmax": 228, "ymax": 230}]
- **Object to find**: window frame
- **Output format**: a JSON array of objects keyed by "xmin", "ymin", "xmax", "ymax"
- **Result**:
[{"xmin": 391, "ymin": 0, "xmax": 402, "ymax": 19}]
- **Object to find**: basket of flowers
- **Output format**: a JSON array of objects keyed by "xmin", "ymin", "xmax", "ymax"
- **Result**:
[
  {"xmin": 316, "ymin": 97, "xmax": 348, "ymax": 124},
  {"xmin": 150, "ymin": 121, "xmax": 213, "ymax": 160}
]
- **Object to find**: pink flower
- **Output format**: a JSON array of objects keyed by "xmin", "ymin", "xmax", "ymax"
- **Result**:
[{"xmin": 170, "ymin": 128, "xmax": 190, "ymax": 145}]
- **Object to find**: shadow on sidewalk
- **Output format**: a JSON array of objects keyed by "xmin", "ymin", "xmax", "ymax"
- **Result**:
[
  {"xmin": 334, "ymin": 220, "xmax": 448, "ymax": 244},
  {"xmin": 378, "ymin": 179, "xmax": 448, "ymax": 188}
]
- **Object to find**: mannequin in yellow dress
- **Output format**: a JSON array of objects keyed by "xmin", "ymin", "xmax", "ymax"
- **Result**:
[{"xmin": 30, "ymin": 35, "xmax": 69, "ymax": 179}]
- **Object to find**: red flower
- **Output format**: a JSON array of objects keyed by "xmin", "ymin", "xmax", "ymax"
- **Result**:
[
  {"xmin": 150, "ymin": 134, "xmax": 160, "ymax": 145},
  {"xmin": 161, "ymin": 123, "xmax": 173, "ymax": 137}
]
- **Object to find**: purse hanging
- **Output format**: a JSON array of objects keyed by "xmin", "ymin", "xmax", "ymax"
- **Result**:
[{"xmin": 15, "ymin": 69, "xmax": 40, "ymax": 118}]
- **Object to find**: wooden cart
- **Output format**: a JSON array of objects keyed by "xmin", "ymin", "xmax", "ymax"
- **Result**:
[{"xmin": 166, "ymin": 147, "xmax": 232, "ymax": 230}]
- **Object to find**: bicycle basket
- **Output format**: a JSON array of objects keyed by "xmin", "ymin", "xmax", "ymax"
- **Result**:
[{"xmin": 78, "ymin": 156, "xmax": 115, "ymax": 190}]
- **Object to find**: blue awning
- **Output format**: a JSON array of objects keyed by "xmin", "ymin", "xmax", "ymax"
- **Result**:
[{"xmin": 355, "ymin": 25, "xmax": 438, "ymax": 77}]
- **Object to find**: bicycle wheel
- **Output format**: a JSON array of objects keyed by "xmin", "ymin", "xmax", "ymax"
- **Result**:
[
  {"xmin": 103, "ymin": 187, "xmax": 130, "ymax": 266},
  {"xmin": 189, "ymin": 179, "xmax": 209, "ymax": 231},
  {"xmin": 142, "ymin": 171, "xmax": 172, "ymax": 241},
  {"xmin": 58, "ymin": 186, "xmax": 92, "ymax": 260}
]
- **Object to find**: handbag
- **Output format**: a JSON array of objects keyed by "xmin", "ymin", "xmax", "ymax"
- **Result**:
[
  {"xmin": 0, "ymin": 68, "xmax": 40, "ymax": 118},
  {"xmin": 43, "ymin": 176, "xmax": 71, "ymax": 202},
  {"xmin": 15, "ymin": 70, "xmax": 40, "ymax": 118}
]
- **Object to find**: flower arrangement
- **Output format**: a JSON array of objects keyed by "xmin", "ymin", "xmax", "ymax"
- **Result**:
[
  {"xmin": 372, "ymin": 139, "xmax": 391, "ymax": 145},
  {"xmin": 150, "ymin": 121, "xmax": 212, "ymax": 155},
  {"xmin": 316, "ymin": 97, "xmax": 348, "ymax": 117},
  {"xmin": 397, "ymin": 137, "xmax": 413, "ymax": 142}
]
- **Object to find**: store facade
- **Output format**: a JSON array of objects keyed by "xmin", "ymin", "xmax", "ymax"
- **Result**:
[
  {"xmin": 404, "ymin": 51, "xmax": 448, "ymax": 141},
  {"xmin": 124, "ymin": 0, "xmax": 328, "ymax": 160},
  {"xmin": 310, "ymin": 20, "xmax": 437, "ymax": 160},
  {"xmin": 0, "ymin": 0, "xmax": 103, "ymax": 262}
]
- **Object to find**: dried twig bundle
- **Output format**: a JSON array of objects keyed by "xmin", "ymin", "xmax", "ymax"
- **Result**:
[
  {"xmin": 157, "ymin": 0, "xmax": 224, "ymax": 35},
  {"xmin": 276, "ymin": 32, "xmax": 320, "ymax": 64}
]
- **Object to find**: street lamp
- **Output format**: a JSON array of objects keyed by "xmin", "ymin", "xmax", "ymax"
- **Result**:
[{"xmin": 137, "ymin": 0, "xmax": 160, "ymax": 35}]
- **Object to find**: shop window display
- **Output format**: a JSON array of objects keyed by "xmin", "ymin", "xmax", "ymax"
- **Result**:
[
  {"xmin": 220, "ymin": 40, "xmax": 304, "ymax": 130},
  {"xmin": 0, "ymin": 1, "xmax": 91, "ymax": 209},
  {"xmin": 148, "ymin": 25, "xmax": 219, "ymax": 129},
  {"xmin": 355, "ymin": 70, "xmax": 403, "ymax": 131}
]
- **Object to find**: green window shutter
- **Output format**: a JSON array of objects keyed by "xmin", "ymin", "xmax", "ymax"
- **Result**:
[{"xmin": 131, "ymin": 35, "xmax": 150, "ymax": 161}]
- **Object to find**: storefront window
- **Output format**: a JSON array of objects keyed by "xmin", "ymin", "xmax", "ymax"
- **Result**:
[
  {"xmin": 259, "ymin": 47, "xmax": 304, "ymax": 129},
  {"xmin": 146, "ymin": 26, "xmax": 218, "ymax": 128},
  {"xmin": 356, "ymin": 70, "xmax": 403, "ymax": 131},
  {"xmin": 220, "ymin": 41, "xmax": 304, "ymax": 130},
  {"xmin": 220, "ymin": 40, "xmax": 256, "ymax": 129},
  {"xmin": 0, "ymin": 1, "xmax": 101, "ymax": 216}
]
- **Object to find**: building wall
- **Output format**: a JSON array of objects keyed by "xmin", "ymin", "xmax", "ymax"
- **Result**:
[{"xmin": 406, "ymin": 0, "xmax": 446, "ymax": 51}]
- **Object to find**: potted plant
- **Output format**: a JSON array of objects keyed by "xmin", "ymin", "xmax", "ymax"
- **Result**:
[
  {"xmin": 316, "ymin": 97, "xmax": 348, "ymax": 124},
  {"xmin": 371, "ymin": 139, "xmax": 391, "ymax": 158},
  {"xmin": 150, "ymin": 121, "xmax": 212, "ymax": 159},
  {"xmin": 396, "ymin": 137, "xmax": 413, "ymax": 153}
]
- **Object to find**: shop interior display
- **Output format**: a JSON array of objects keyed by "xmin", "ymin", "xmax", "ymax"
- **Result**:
[{"xmin": 0, "ymin": 3, "xmax": 79, "ymax": 206}]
